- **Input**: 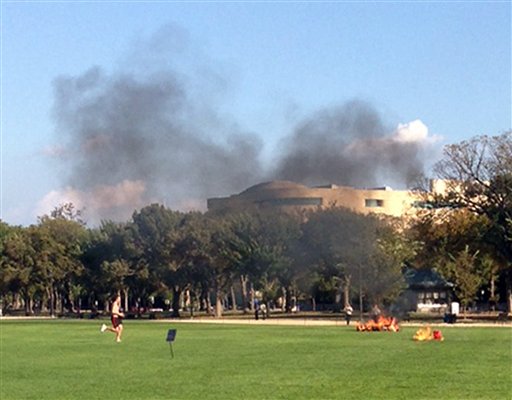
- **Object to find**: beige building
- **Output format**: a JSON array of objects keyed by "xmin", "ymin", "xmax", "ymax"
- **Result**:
[{"xmin": 207, "ymin": 180, "xmax": 425, "ymax": 218}]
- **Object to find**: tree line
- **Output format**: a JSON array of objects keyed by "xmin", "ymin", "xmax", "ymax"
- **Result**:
[
  {"xmin": 1, "ymin": 132, "xmax": 511, "ymax": 317},
  {"xmin": 0, "ymin": 203, "xmax": 410, "ymax": 317}
]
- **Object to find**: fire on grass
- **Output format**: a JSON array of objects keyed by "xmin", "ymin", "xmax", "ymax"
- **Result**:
[
  {"xmin": 354, "ymin": 316, "xmax": 445, "ymax": 341},
  {"xmin": 355, "ymin": 315, "xmax": 400, "ymax": 332},
  {"xmin": 413, "ymin": 326, "xmax": 444, "ymax": 341}
]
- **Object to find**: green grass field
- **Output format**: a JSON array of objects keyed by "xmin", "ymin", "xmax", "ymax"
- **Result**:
[{"xmin": 1, "ymin": 320, "xmax": 510, "ymax": 400}]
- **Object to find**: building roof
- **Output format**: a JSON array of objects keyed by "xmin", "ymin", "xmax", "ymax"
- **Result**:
[
  {"xmin": 207, "ymin": 179, "xmax": 421, "ymax": 217},
  {"xmin": 403, "ymin": 267, "xmax": 454, "ymax": 289},
  {"xmin": 239, "ymin": 180, "xmax": 310, "ymax": 196}
]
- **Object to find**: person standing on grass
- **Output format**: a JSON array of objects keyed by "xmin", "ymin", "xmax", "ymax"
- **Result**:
[
  {"xmin": 344, "ymin": 303, "xmax": 353, "ymax": 325},
  {"xmin": 101, "ymin": 294, "xmax": 124, "ymax": 342}
]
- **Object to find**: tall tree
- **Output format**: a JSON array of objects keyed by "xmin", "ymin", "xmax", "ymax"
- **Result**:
[
  {"xmin": 165, "ymin": 212, "xmax": 221, "ymax": 317},
  {"xmin": 131, "ymin": 205, "xmax": 212, "ymax": 317},
  {"xmin": 300, "ymin": 207, "xmax": 379, "ymax": 315},
  {"xmin": 445, "ymin": 246, "xmax": 484, "ymax": 316},
  {"xmin": 50, "ymin": 203, "xmax": 86, "ymax": 225},
  {"xmin": 432, "ymin": 131, "xmax": 512, "ymax": 312},
  {"xmin": 0, "ymin": 222, "xmax": 18, "ymax": 309},
  {"xmin": 84, "ymin": 220, "xmax": 146, "ymax": 311},
  {"xmin": 216, "ymin": 208, "xmax": 301, "ymax": 313},
  {"xmin": 0, "ymin": 227, "xmax": 36, "ymax": 314},
  {"xmin": 369, "ymin": 221, "xmax": 418, "ymax": 307},
  {"xmin": 409, "ymin": 208, "xmax": 498, "ymax": 309},
  {"xmin": 36, "ymin": 214, "xmax": 88, "ymax": 314}
]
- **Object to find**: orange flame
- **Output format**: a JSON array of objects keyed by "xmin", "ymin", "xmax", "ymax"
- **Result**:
[
  {"xmin": 413, "ymin": 326, "xmax": 444, "ymax": 341},
  {"xmin": 355, "ymin": 316, "xmax": 400, "ymax": 332}
]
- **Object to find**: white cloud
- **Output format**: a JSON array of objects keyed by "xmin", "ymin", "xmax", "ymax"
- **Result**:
[
  {"xmin": 36, "ymin": 180, "xmax": 147, "ymax": 225},
  {"xmin": 36, "ymin": 188, "xmax": 84, "ymax": 215},
  {"xmin": 392, "ymin": 119, "xmax": 442, "ymax": 144}
]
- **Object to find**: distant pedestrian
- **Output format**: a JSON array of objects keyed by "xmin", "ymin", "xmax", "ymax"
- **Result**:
[
  {"xmin": 254, "ymin": 300, "xmax": 259, "ymax": 320},
  {"xmin": 260, "ymin": 303, "xmax": 267, "ymax": 320},
  {"xmin": 344, "ymin": 304, "xmax": 353, "ymax": 325},
  {"xmin": 101, "ymin": 294, "xmax": 124, "ymax": 342},
  {"xmin": 371, "ymin": 304, "xmax": 381, "ymax": 322}
]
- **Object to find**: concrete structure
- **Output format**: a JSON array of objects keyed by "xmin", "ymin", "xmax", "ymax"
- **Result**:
[
  {"xmin": 207, "ymin": 180, "xmax": 423, "ymax": 218},
  {"xmin": 401, "ymin": 267, "xmax": 454, "ymax": 314}
]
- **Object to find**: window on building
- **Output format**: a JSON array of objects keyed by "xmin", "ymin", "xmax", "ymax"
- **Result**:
[
  {"xmin": 365, "ymin": 199, "xmax": 384, "ymax": 207},
  {"xmin": 259, "ymin": 197, "xmax": 323, "ymax": 207}
]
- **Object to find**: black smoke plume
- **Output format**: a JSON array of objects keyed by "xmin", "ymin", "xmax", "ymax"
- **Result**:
[
  {"xmin": 51, "ymin": 27, "xmax": 430, "ymax": 223},
  {"xmin": 272, "ymin": 101, "xmax": 425, "ymax": 188},
  {"xmin": 52, "ymin": 66, "xmax": 263, "ymax": 221}
]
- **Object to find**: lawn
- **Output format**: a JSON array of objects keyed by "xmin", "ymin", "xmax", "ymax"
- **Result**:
[{"xmin": 0, "ymin": 319, "xmax": 510, "ymax": 400}]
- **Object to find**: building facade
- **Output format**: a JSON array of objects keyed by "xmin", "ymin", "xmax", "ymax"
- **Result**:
[{"xmin": 207, "ymin": 180, "xmax": 423, "ymax": 218}]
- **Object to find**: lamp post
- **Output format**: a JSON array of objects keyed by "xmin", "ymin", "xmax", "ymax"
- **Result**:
[{"xmin": 359, "ymin": 263, "xmax": 363, "ymax": 321}]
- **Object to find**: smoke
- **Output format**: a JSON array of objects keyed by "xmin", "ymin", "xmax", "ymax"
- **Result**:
[
  {"xmin": 51, "ymin": 54, "xmax": 263, "ymax": 223},
  {"xmin": 48, "ymin": 26, "xmax": 438, "ymax": 224},
  {"xmin": 37, "ymin": 180, "xmax": 147, "ymax": 223},
  {"xmin": 272, "ymin": 101, "xmax": 436, "ymax": 188}
]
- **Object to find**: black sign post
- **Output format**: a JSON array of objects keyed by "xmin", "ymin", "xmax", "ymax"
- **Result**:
[{"xmin": 166, "ymin": 329, "xmax": 177, "ymax": 358}]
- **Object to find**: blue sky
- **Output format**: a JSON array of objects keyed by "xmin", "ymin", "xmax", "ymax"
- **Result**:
[{"xmin": 2, "ymin": 1, "xmax": 511, "ymax": 226}]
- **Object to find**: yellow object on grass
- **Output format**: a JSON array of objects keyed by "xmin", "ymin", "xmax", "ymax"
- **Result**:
[{"xmin": 413, "ymin": 326, "xmax": 444, "ymax": 341}]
